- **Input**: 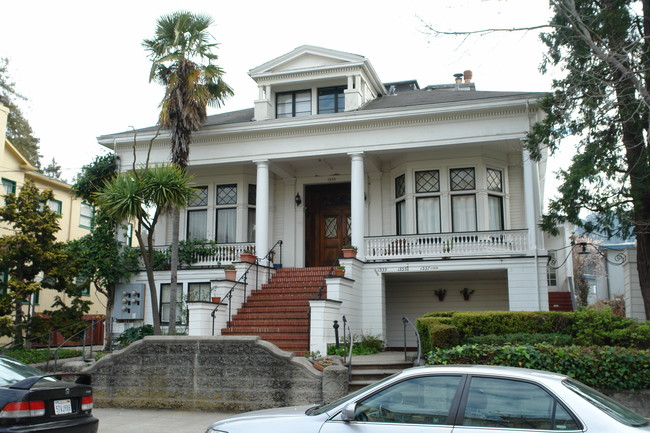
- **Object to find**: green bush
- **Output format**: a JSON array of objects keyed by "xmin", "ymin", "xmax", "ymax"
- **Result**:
[
  {"xmin": 327, "ymin": 334, "xmax": 384, "ymax": 356},
  {"xmin": 427, "ymin": 343, "xmax": 650, "ymax": 391},
  {"xmin": 429, "ymin": 324, "xmax": 460, "ymax": 349},
  {"xmin": 466, "ymin": 333, "xmax": 574, "ymax": 346},
  {"xmin": 114, "ymin": 325, "xmax": 154, "ymax": 349},
  {"xmin": 2, "ymin": 348, "xmax": 83, "ymax": 364}
]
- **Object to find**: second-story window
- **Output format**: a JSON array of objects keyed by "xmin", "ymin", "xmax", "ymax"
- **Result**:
[
  {"xmin": 318, "ymin": 86, "xmax": 345, "ymax": 114},
  {"xmin": 395, "ymin": 174, "xmax": 406, "ymax": 235},
  {"xmin": 487, "ymin": 168, "xmax": 505, "ymax": 231},
  {"xmin": 216, "ymin": 184, "xmax": 237, "ymax": 243},
  {"xmin": 450, "ymin": 168, "xmax": 477, "ymax": 232},
  {"xmin": 48, "ymin": 199, "xmax": 62, "ymax": 215},
  {"xmin": 276, "ymin": 90, "xmax": 311, "ymax": 118},
  {"xmin": 80, "ymin": 202, "xmax": 94, "ymax": 228},
  {"xmin": 415, "ymin": 170, "xmax": 441, "ymax": 234},
  {"xmin": 2, "ymin": 178, "xmax": 16, "ymax": 195},
  {"xmin": 187, "ymin": 186, "xmax": 208, "ymax": 241}
]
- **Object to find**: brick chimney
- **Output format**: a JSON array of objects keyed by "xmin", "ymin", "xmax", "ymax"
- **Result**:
[{"xmin": 464, "ymin": 70, "xmax": 473, "ymax": 83}]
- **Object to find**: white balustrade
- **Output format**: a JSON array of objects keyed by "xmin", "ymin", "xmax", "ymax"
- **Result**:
[{"xmin": 365, "ymin": 230, "xmax": 528, "ymax": 261}]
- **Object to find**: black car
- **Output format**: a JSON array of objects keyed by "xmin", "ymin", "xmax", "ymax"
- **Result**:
[{"xmin": 0, "ymin": 355, "xmax": 98, "ymax": 432}]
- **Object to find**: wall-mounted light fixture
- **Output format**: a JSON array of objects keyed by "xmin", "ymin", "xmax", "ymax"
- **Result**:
[
  {"xmin": 548, "ymin": 241, "xmax": 626, "ymax": 270},
  {"xmin": 295, "ymin": 192, "xmax": 302, "ymax": 207}
]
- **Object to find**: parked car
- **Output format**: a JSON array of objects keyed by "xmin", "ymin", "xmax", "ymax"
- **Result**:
[
  {"xmin": 205, "ymin": 365, "xmax": 649, "ymax": 433},
  {"xmin": 0, "ymin": 355, "xmax": 98, "ymax": 432}
]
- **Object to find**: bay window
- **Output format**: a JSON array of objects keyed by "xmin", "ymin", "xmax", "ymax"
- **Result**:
[
  {"xmin": 415, "ymin": 170, "xmax": 441, "ymax": 233},
  {"xmin": 187, "ymin": 186, "xmax": 208, "ymax": 241},
  {"xmin": 216, "ymin": 184, "xmax": 237, "ymax": 243},
  {"xmin": 395, "ymin": 174, "xmax": 406, "ymax": 235},
  {"xmin": 247, "ymin": 184, "xmax": 256, "ymax": 242},
  {"xmin": 487, "ymin": 168, "xmax": 505, "ymax": 230},
  {"xmin": 450, "ymin": 168, "xmax": 477, "ymax": 232}
]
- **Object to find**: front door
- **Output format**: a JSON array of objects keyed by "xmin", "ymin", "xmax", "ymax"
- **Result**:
[{"xmin": 305, "ymin": 183, "xmax": 351, "ymax": 267}]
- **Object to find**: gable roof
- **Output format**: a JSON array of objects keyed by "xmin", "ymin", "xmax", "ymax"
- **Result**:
[{"xmin": 249, "ymin": 45, "xmax": 369, "ymax": 77}]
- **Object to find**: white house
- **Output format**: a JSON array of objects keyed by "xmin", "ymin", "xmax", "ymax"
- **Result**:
[{"xmin": 98, "ymin": 45, "xmax": 554, "ymax": 354}]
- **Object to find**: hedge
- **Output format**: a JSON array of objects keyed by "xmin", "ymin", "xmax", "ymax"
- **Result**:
[{"xmin": 426, "ymin": 343, "xmax": 650, "ymax": 391}]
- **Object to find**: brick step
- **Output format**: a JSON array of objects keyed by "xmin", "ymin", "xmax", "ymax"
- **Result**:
[
  {"xmin": 241, "ymin": 300, "xmax": 311, "ymax": 308},
  {"xmin": 222, "ymin": 325, "xmax": 308, "ymax": 334},
  {"xmin": 246, "ymin": 294, "xmax": 319, "ymax": 302},
  {"xmin": 230, "ymin": 312, "xmax": 308, "ymax": 320},
  {"xmin": 250, "ymin": 287, "xmax": 321, "ymax": 295},
  {"xmin": 227, "ymin": 319, "xmax": 309, "ymax": 327},
  {"xmin": 222, "ymin": 330, "xmax": 309, "ymax": 339},
  {"xmin": 261, "ymin": 282, "xmax": 324, "ymax": 289}
]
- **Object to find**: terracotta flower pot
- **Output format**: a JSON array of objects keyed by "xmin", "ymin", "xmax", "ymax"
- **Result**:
[
  {"xmin": 240, "ymin": 253, "xmax": 256, "ymax": 264},
  {"xmin": 332, "ymin": 268, "xmax": 345, "ymax": 277},
  {"xmin": 341, "ymin": 248, "xmax": 357, "ymax": 258},
  {"xmin": 224, "ymin": 269, "xmax": 237, "ymax": 280},
  {"xmin": 211, "ymin": 297, "xmax": 221, "ymax": 303}
]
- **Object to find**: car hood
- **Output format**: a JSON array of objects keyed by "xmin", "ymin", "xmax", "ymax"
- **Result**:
[{"xmin": 208, "ymin": 405, "xmax": 325, "ymax": 431}]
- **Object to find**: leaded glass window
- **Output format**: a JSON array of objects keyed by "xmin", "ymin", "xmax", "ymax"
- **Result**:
[
  {"xmin": 190, "ymin": 186, "xmax": 208, "ymax": 207},
  {"xmin": 415, "ymin": 170, "xmax": 440, "ymax": 193},
  {"xmin": 395, "ymin": 174, "xmax": 406, "ymax": 198},
  {"xmin": 450, "ymin": 168, "xmax": 476, "ymax": 191},
  {"xmin": 217, "ymin": 184, "xmax": 237, "ymax": 205},
  {"xmin": 325, "ymin": 217, "xmax": 337, "ymax": 238},
  {"xmin": 487, "ymin": 168, "xmax": 503, "ymax": 192}
]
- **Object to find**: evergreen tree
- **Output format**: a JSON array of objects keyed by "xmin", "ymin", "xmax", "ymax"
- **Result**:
[{"xmin": 0, "ymin": 58, "xmax": 41, "ymax": 167}]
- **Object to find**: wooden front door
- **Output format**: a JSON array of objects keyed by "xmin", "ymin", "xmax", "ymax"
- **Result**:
[{"xmin": 305, "ymin": 183, "xmax": 351, "ymax": 267}]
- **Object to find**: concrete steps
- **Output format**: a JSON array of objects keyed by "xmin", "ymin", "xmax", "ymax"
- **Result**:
[{"xmin": 347, "ymin": 354, "xmax": 414, "ymax": 391}]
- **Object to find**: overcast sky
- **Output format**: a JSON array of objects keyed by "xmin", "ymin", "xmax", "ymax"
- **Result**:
[{"xmin": 1, "ymin": 0, "xmax": 553, "ymax": 183}]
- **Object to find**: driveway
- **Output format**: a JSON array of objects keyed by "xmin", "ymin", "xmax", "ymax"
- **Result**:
[{"xmin": 95, "ymin": 408, "xmax": 239, "ymax": 433}]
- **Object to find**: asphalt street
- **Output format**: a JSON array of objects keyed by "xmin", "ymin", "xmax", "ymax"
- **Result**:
[{"xmin": 94, "ymin": 408, "xmax": 239, "ymax": 433}]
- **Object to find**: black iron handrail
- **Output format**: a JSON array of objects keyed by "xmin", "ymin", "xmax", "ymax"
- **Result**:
[
  {"xmin": 317, "ymin": 255, "xmax": 343, "ymax": 299},
  {"xmin": 402, "ymin": 316, "xmax": 422, "ymax": 365},
  {"xmin": 211, "ymin": 241, "xmax": 283, "ymax": 335}
]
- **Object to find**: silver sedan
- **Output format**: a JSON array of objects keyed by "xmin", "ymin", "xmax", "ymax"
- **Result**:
[{"xmin": 205, "ymin": 364, "xmax": 649, "ymax": 433}]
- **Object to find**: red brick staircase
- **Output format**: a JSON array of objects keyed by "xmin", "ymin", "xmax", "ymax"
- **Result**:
[
  {"xmin": 548, "ymin": 291, "xmax": 573, "ymax": 311},
  {"xmin": 221, "ymin": 267, "xmax": 331, "ymax": 355}
]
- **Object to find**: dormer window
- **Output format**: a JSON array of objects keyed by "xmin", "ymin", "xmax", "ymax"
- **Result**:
[
  {"xmin": 276, "ymin": 90, "xmax": 311, "ymax": 118},
  {"xmin": 318, "ymin": 86, "xmax": 346, "ymax": 114}
]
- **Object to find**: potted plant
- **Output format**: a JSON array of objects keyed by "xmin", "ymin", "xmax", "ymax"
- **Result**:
[
  {"xmin": 224, "ymin": 265, "xmax": 236, "ymax": 281},
  {"xmin": 434, "ymin": 289, "xmax": 446, "ymax": 301},
  {"xmin": 211, "ymin": 296, "xmax": 221, "ymax": 303},
  {"xmin": 240, "ymin": 249, "xmax": 257, "ymax": 264},
  {"xmin": 460, "ymin": 287, "xmax": 475, "ymax": 301},
  {"xmin": 341, "ymin": 245, "xmax": 358, "ymax": 258},
  {"xmin": 332, "ymin": 265, "xmax": 345, "ymax": 277}
]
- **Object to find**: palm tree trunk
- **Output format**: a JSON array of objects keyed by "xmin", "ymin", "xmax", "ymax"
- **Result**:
[
  {"xmin": 136, "ymin": 230, "xmax": 161, "ymax": 334},
  {"xmin": 168, "ymin": 207, "xmax": 180, "ymax": 333}
]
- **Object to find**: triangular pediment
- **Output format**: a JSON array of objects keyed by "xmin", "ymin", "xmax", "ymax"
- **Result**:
[{"xmin": 249, "ymin": 45, "xmax": 367, "ymax": 78}]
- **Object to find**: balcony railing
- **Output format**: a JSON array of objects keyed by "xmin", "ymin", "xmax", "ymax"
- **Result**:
[
  {"xmin": 147, "ymin": 242, "xmax": 256, "ymax": 268},
  {"xmin": 365, "ymin": 229, "xmax": 528, "ymax": 261}
]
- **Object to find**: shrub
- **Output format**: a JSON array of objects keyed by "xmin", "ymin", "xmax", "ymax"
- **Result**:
[
  {"xmin": 3, "ymin": 348, "xmax": 83, "ymax": 364},
  {"xmin": 114, "ymin": 325, "xmax": 154, "ymax": 349},
  {"xmin": 327, "ymin": 334, "xmax": 384, "ymax": 356},
  {"xmin": 427, "ymin": 343, "xmax": 650, "ymax": 391},
  {"xmin": 466, "ymin": 333, "xmax": 574, "ymax": 346},
  {"xmin": 429, "ymin": 324, "xmax": 460, "ymax": 349}
]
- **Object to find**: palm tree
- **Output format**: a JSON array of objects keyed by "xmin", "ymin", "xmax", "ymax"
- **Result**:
[
  {"xmin": 95, "ymin": 165, "xmax": 196, "ymax": 334},
  {"xmin": 144, "ymin": 11, "xmax": 233, "ymax": 333}
]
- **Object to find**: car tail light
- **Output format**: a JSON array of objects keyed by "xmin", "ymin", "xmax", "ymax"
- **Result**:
[
  {"xmin": 0, "ymin": 401, "xmax": 45, "ymax": 417},
  {"xmin": 81, "ymin": 396, "xmax": 93, "ymax": 411}
]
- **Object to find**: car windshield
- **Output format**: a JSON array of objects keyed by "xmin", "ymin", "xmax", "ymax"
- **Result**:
[
  {"xmin": 307, "ymin": 373, "xmax": 400, "ymax": 416},
  {"xmin": 0, "ymin": 356, "xmax": 46, "ymax": 386},
  {"xmin": 563, "ymin": 378, "xmax": 648, "ymax": 427}
]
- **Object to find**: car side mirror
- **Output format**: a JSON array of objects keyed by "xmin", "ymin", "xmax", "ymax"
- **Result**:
[{"xmin": 340, "ymin": 403, "xmax": 356, "ymax": 422}]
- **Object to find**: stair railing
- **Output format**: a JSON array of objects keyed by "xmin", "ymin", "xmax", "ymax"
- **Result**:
[
  {"xmin": 317, "ymin": 255, "xmax": 342, "ymax": 299},
  {"xmin": 211, "ymin": 241, "xmax": 284, "ymax": 336},
  {"xmin": 342, "ymin": 315, "xmax": 353, "ymax": 380},
  {"xmin": 402, "ymin": 316, "xmax": 422, "ymax": 365}
]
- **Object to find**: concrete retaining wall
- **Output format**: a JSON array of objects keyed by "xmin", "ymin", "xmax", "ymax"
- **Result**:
[
  {"xmin": 85, "ymin": 336, "xmax": 345, "ymax": 412},
  {"xmin": 602, "ymin": 389, "xmax": 650, "ymax": 417}
]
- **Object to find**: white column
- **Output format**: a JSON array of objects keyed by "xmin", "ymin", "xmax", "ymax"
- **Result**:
[
  {"xmin": 255, "ymin": 160, "xmax": 270, "ymax": 264},
  {"xmin": 522, "ymin": 150, "xmax": 538, "ymax": 251},
  {"xmin": 349, "ymin": 152, "xmax": 365, "ymax": 259}
]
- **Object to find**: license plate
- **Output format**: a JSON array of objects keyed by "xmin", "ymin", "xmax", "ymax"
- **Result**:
[{"xmin": 54, "ymin": 399, "xmax": 72, "ymax": 415}]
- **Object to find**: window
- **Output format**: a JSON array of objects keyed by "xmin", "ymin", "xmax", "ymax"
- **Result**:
[
  {"xmin": 415, "ymin": 170, "xmax": 441, "ymax": 234},
  {"xmin": 354, "ymin": 375, "xmax": 462, "ymax": 424},
  {"xmin": 188, "ymin": 282, "xmax": 211, "ymax": 302},
  {"xmin": 463, "ymin": 377, "xmax": 579, "ymax": 430},
  {"xmin": 160, "ymin": 283, "xmax": 184, "ymax": 325},
  {"xmin": 76, "ymin": 277, "xmax": 90, "ymax": 296},
  {"xmin": 276, "ymin": 90, "xmax": 311, "ymax": 118},
  {"xmin": 80, "ymin": 202, "xmax": 94, "ymax": 228},
  {"xmin": 247, "ymin": 184, "xmax": 256, "ymax": 242},
  {"xmin": 48, "ymin": 199, "xmax": 62, "ymax": 215},
  {"xmin": 450, "ymin": 168, "xmax": 477, "ymax": 232},
  {"xmin": 318, "ymin": 86, "xmax": 345, "ymax": 114},
  {"xmin": 547, "ymin": 252, "xmax": 558, "ymax": 286},
  {"xmin": 2, "ymin": 179, "xmax": 16, "ymax": 195},
  {"xmin": 395, "ymin": 174, "xmax": 406, "ymax": 235},
  {"xmin": 216, "ymin": 184, "xmax": 237, "ymax": 243},
  {"xmin": 186, "ymin": 186, "xmax": 208, "ymax": 241},
  {"xmin": 487, "ymin": 168, "xmax": 504, "ymax": 231}
]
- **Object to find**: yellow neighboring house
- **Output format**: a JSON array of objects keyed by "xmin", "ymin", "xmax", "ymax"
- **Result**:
[{"xmin": 0, "ymin": 101, "xmax": 105, "ymax": 317}]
